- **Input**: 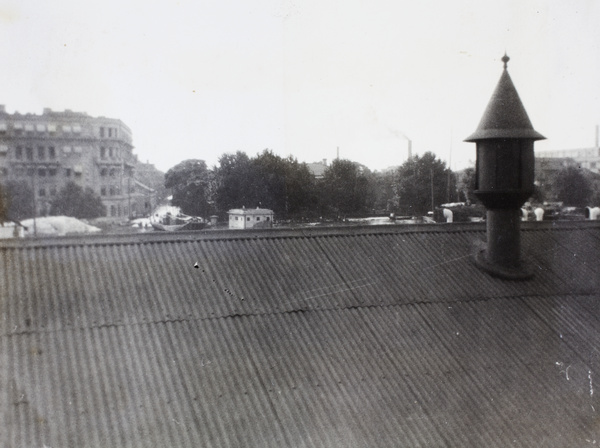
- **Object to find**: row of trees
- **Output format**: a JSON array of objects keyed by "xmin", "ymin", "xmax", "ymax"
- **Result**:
[
  {"xmin": 0, "ymin": 181, "xmax": 105, "ymax": 223},
  {"xmin": 165, "ymin": 149, "xmax": 459, "ymax": 220},
  {"xmin": 166, "ymin": 149, "xmax": 600, "ymax": 221},
  {"xmin": 544, "ymin": 166, "xmax": 600, "ymax": 207},
  {"xmin": 2, "ymin": 151, "xmax": 596, "ymax": 224}
]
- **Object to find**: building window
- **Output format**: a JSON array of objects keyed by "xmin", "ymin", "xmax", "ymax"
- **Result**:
[
  {"xmin": 247, "ymin": 217, "xmax": 251, "ymax": 221},
  {"xmin": 101, "ymin": 187, "xmax": 107, "ymax": 196},
  {"xmin": 109, "ymin": 168, "xmax": 116, "ymax": 177},
  {"xmin": 27, "ymin": 168, "xmax": 34, "ymax": 176},
  {"xmin": 38, "ymin": 168, "xmax": 46, "ymax": 177},
  {"xmin": 38, "ymin": 146, "xmax": 45, "ymax": 159},
  {"xmin": 38, "ymin": 188, "xmax": 46, "ymax": 197},
  {"xmin": 15, "ymin": 147, "xmax": 23, "ymax": 159},
  {"xmin": 110, "ymin": 205, "xmax": 116, "ymax": 216},
  {"xmin": 266, "ymin": 217, "xmax": 270, "ymax": 221},
  {"xmin": 65, "ymin": 168, "xmax": 72, "ymax": 177},
  {"xmin": 100, "ymin": 127, "xmax": 105, "ymax": 138},
  {"xmin": 257, "ymin": 217, "xmax": 261, "ymax": 221},
  {"xmin": 100, "ymin": 147, "xmax": 106, "ymax": 159},
  {"xmin": 108, "ymin": 128, "xmax": 113, "ymax": 137},
  {"xmin": 26, "ymin": 147, "xmax": 33, "ymax": 161},
  {"xmin": 100, "ymin": 168, "xmax": 107, "ymax": 177},
  {"xmin": 109, "ymin": 148, "xmax": 114, "ymax": 158},
  {"xmin": 49, "ymin": 168, "xmax": 57, "ymax": 176},
  {"xmin": 48, "ymin": 147, "xmax": 56, "ymax": 159}
]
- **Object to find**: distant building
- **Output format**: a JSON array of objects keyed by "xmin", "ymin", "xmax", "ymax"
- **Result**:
[
  {"xmin": 0, "ymin": 221, "xmax": 24, "ymax": 239},
  {"xmin": 306, "ymin": 159, "xmax": 328, "ymax": 179},
  {"xmin": 134, "ymin": 160, "xmax": 167, "ymax": 202},
  {"xmin": 537, "ymin": 146, "xmax": 600, "ymax": 174},
  {"xmin": 0, "ymin": 105, "xmax": 157, "ymax": 219},
  {"xmin": 228, "ymin": 207, "xmax": 274, "ymax": 229}
]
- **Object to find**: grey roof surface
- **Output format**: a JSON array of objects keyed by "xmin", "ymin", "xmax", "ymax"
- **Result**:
[
  {"xmin": 227, "ymin": 208, "xmax": 275, "ymax": 215},
  {"xmin": 1, "ymin": 221, "xmax": 600, "ymax": 447}
]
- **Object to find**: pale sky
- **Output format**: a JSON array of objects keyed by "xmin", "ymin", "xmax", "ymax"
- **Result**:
[{"xmin": 1, "ymin": 0, "xmax": 599, "ymax": 172}]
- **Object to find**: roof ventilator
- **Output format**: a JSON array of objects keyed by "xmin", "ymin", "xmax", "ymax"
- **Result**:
[{"xmin": 465, "ymin": 54, "xmax": 545, "ymax": 280}]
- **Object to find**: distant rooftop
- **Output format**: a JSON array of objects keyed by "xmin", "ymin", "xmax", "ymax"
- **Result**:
[{"xmin": 228, "ymin": 207, "xmax": 274, "ymax": 215}]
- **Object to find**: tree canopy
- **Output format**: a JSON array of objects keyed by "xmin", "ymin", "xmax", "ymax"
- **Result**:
[
  {"xmin": 456, "ymin": 167, "xmax": 478, "ymax": 205},
  {"xmin": 50, "ymin": 182, "xmax": 106, "ymax": 219},
  {"xmin": 551, "ymin": 166, "xmax": 593, "ymax": 207},
  {"xmin": 321, "ymin": 159, "xmax": 371, "ymax": 217},
  {"xmin": 164, "ymin": 159, "xmax": 214, "ymax": 216},
  {"xmin": 252, "ymin": 150, "xmax": 316, "ymax": 218},
  {"xmin": 213, "ymin": 150, "xmax": 317, "ymax": 219},
  {"xmin": 393, "ymin": 152, "xmax": 456, "ymax": 215},
  {"xmin": 214, "ymin": 151, "xmax": 258, "ymax": 213},
  {"xmin": 165, "ymin": 150, "xmax": 465, "ymax": 221},
  {"xmin": 0, "ymin": 180, "xmax": 35, "ymax": 221}
]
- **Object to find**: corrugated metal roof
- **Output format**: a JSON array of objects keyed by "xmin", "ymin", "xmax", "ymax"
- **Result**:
[{"xmin": 1, "ymin": 221, "xmax": 599, "ymax": 447}]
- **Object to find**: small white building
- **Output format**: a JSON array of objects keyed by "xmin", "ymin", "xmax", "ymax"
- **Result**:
[
  {"xmin": 228, "ymin": 207, "xmax": 274, "ymax": 229},
  {"xmin": 0, "ymin": 221, "xmax": 25, "ymax": 239}
]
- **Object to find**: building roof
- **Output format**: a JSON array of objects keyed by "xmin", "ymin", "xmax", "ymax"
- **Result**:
[
  {"xmin": 228, "ymin": 207, "xmax": 274, "ymax": 215},
  {"xmin": 1, "ymin": 221, "xmax": 600, "ymax": 447},
  {"xmin": 465, "ymin": 56, "xmax": 545, "ymax": 142}
]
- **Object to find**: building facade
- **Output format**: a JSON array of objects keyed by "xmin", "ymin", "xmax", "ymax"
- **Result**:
[
  {"xmin": 228, "ymin": 207, "xmax": 274, "ymax": 229},
  {"xmin": 306, "ymin": 159, "xmax": 328, "ymax": 179},
  {"xmin": 537, "ymin": 147, "xmax": 600, "ymax": 174},
  {"xmin": 0, "ymin": 105, "xmax": 156, "ymax": 219}
]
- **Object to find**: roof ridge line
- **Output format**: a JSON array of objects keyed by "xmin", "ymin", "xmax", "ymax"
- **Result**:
[
  {"xmin": 4, "ymin": 293, "xmax": 597, "ymax": 338},
  {"xmin": 2, "ymin": 220, "xmax": 598, "ymax": 249}
]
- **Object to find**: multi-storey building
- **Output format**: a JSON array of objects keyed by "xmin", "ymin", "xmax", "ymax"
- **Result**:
[
  {"xmin": 537, "ymin": 146, "xmax": 600, "ymax": 174},
  {"xmin": 0, "ymin": 105, "xmax": 156, "ymax": 219}
]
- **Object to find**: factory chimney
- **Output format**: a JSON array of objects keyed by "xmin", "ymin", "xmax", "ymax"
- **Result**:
[{"xmin": 465, "ymin": 54, "xmax": 545, "ymax": 279}]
